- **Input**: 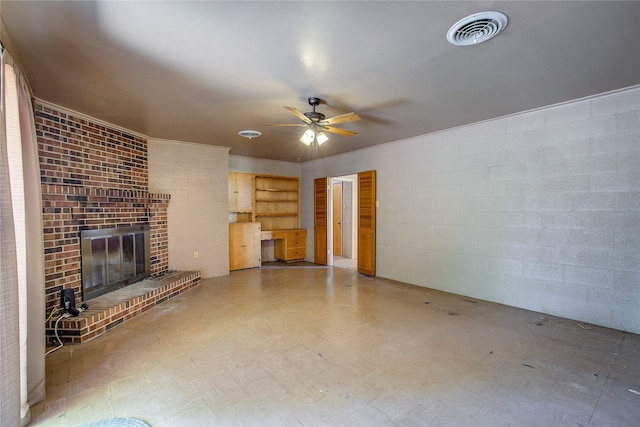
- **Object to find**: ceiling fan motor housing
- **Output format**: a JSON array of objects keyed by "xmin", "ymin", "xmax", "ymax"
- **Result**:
[{"xmin": 304, "ymin": 111, "xmax": 325, "ymax": 122}]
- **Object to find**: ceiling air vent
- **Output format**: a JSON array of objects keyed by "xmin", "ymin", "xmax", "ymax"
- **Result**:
[
  {"xmin": 447, "ymin": 11, "xmax": 508, "ymax": 46},
  {"xmin": 237, "ymin": 130, "xmax": 262, "ymax": 139}
]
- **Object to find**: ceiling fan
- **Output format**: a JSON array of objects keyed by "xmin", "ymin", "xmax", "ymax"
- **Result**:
[{"xmin": 265, "ymin": 97, "xmax": 360, "ymax": 146}]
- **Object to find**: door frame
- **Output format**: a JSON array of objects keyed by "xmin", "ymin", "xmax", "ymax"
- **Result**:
[
  {"xmin": 314, "ymin": 171, "xmax": 375, "ymax": 275},
  {"xmin": 329, "ymin": 175, "xmax": 357, "ymax": 267}
]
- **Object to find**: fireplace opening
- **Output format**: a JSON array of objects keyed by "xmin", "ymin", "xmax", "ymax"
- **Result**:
[{"xmin": 81, "ymin": 225, "xmax": 151, "ymax": 300}]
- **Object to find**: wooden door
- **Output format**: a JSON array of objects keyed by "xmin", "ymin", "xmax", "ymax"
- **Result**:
[
  {"xmin": 229, "ymin": 222, "xmax": 245, "ymax": 270},
  {"xmin": 228, "ymin": 172, "xmax": 253, "ymax": 212},
  {"xmin": 357, "ymin": 170, "xmax": 376, "ymax": 276},
  {"xmin": 332, "ymin": 182, "xmax": 342, "ymax": 256},
  {"xmin": 342, "ymin": 181, "xmax": 353, "ymax": 258},
  {"xmin": 236, "ymin": 173, "xmax": 254, "ymax": 212},
  {"xmin": 228, "ymin": 173, "xmax": 237, "ymax": 212},
  {"xmin": 229, "ymin": 222, "xmax": 260, "ymax": 270},
  {"xmin": 244, "ymin": 222, "xmax": 261, "ymax": 268},
  {"xmin": 314, "ymin": 178, "xmax": 328, "ymax": 265}
]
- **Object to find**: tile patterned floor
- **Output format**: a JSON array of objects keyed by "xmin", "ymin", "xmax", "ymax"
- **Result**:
[
  {"xmin": 333, "ymin": 256, "xmax": 357, "ymax": 271},
  {"xmin": 31, "ymin": 267, "xmax": 640, "ymax": 426}
]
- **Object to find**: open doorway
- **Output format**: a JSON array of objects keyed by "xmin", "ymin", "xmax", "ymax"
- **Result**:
[
  {"xmin": 330, "ymin": 175, "xmax": 357, "ymax": 271},
  {"xmin": 314, "ymin": 170, "xmax": 375, "ymax": 275}
]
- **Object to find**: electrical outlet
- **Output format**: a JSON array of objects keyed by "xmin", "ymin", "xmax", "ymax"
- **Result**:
[{"xmin": 193, "ymin": 251, "xmax": 199, "ymax": 259}]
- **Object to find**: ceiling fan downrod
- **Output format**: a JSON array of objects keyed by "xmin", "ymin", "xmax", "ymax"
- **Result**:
[{"xmin": 304, "ymin": 97, "xmax": 325, "ymax": 122}]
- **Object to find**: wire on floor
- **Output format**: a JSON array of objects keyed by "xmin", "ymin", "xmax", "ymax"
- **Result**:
[{"xmin": 45, "ymin": 312, "xmax": 71, "ymax": 356}]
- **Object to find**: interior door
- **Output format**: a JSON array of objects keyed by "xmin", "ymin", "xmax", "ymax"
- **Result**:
[
  {"xmin": 332, "ymin": 182, "xmax": 342, "ymax": 256},
  {"xmin": 342, "ymin": 181, "xmax": 353, "ymax": 258},
  {"xmin": 313, "ymin": 177, "xmax": 328, "ymax": 265},
  {"xmin": 357, "ymin": 170, "xmax": 376, "ymax": 276}
]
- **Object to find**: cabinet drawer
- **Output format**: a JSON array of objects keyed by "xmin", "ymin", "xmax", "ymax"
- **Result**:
[
  {"xmin": 270, "ymin": 231, "xmax": 288, "ymax": 240},
  {"xmin": 286, "ymin": 247, "xmax": 306, "ymax": 260},
  {"xmin": 288, "ymin": 237, "xmax": 305, "ymax": 248}
]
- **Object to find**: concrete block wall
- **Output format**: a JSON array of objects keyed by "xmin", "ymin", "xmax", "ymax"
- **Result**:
[
  {"xmin": 229, "ymin": 154, "xmax": 301, "ymax": 177},
  {"xmin": 301, "ymin": 86, "xmax": 640, "ymax": 333},
  {"xmin": 148, "ymin": 139, "xmax": 230, "ymax": 278}
]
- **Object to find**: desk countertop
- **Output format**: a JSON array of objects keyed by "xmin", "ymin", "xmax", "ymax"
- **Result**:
[{"xmin": 260, "ymin": 229, "xmax": 306, "ymax": 241}]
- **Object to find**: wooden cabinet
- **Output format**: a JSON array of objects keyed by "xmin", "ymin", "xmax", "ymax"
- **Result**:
[
  {"xmin": 270, "ymin": 229, "xmax": 307, "ymax": 262},
  {"xmin": 229, "ymin": 173, "xmax": 305, "ymax": 264},
  {"xmin": 228, "ymin": 172, "xmax": 253, "ymax": 213},
  {"xmin": 229, "ymin": 222, "xmax": 261, "ymax": 270},
  {"xmin": 254, "ymin": 175, "xmax": 300, "ymax": 230}
]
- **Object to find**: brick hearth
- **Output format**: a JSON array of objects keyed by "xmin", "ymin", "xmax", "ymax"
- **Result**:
[{"xmin": 47, "ymin": 271, "xmax": 201, "ymax": 344}]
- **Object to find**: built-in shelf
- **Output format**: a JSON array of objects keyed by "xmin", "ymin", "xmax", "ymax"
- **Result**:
[
  {"xmin": 228, "ymin": 173, "xmax": 305, "ymax": 262},
  {"xmin": 228, "ymin": 173, "xmax": 300, "ymax": 231},
  {"xmin": 253, "ymin": 175, "xmax": 300, "ymax": 230}
]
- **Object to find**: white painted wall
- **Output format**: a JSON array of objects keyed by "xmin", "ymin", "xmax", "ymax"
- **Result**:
[
  {"xmin": 148, "ymin": 139, "xmax": 230, "ymax": 277},
  {"xmin": 301, "ymin": 86, "xmax": 640, "ymax": 334},
  {"xmin": 229, "ymin": 154, "xmax": 301, "ymax": 176}
]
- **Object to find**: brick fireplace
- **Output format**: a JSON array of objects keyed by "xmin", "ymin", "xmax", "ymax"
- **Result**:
[{"xmin": 36, "ymin": 102, "xmax": 200, "ymax": 343}]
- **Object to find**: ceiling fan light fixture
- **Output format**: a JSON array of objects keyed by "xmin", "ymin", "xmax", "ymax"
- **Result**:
[
  {"xmin": 267, "ymin": 96, "xmax": 359, "ymax": 146},
  {"xmin": 316, "ymin": 132, "xmax": 329, "ymax": 145},
  {"xmin": 300, "ymin": 128, "xmax": 315, "ymax": 145}
]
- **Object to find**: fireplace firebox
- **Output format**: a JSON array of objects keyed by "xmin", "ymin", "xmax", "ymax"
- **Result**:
[{"xmin": 81, "ymin": 225, "xmax": 151, "ymax": 300}]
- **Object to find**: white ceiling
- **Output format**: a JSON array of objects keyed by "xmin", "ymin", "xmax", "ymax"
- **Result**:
[{"xmin": 2, "ymin": 1, "xmax": 639, "ymax": 163}]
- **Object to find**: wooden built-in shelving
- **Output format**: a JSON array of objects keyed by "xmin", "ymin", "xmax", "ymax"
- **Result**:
[
  {"xmin": 228, "ymin": 172, "xmax": 304, "ymax": 263},
  {"xmin": 253, "ymin": 175, "xmax": 300, "ymax": 231}
]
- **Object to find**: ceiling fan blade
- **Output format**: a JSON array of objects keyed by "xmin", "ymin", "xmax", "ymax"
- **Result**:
[
  {"xmin": 263, "ymin": 123, "xmax": 307, "ymax": 127},
  {"xmin": 320, "ymin": 125, "xmax": 357, "ymax": 137},
  {"xmin": 320, "ymin": 112, "xmax": 361, "ymax": 125},
  {"xmin": 284, "ymin": 106, "xmax": 312, "ymax": 124}
]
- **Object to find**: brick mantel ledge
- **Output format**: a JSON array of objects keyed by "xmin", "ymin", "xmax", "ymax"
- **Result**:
[{"xmin": 41, "ymin": 184, "xmax": 170, "ymax": 201}]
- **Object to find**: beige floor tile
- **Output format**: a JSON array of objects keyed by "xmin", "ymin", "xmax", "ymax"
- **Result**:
[{"xmin": 30, "ymin": 267, "xmax": 640, "ymax": 426}]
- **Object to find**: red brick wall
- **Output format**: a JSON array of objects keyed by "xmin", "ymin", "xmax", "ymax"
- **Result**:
[{"xmin": 35, "ymin": 102, "xmax": 170, "ymax": 311}]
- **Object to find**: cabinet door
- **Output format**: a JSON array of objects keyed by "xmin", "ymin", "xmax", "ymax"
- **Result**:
[
  {"xmin": 229, "ymin": 223, "xmax": 261, "ymax": 270},
  {"xmin": 235, "ymin": 173, "xmax": 254, "ymax": 212},
  {"xmin": 229, "ymin": 172, "xmax": 253, "ymax": 212},
  {"xmin": 228, "ymin": 173, "xmax": 237, "ymax": 211},
  {"xmin": 243, "ymin": 223, "xmax": 261, "ymax": 268},
  {"xmin": 229, "ymin": 223, "xmax": 245, "ymax": 270}
]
